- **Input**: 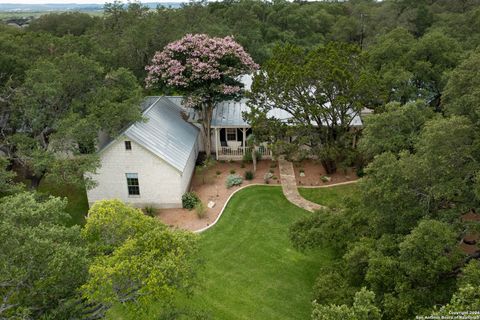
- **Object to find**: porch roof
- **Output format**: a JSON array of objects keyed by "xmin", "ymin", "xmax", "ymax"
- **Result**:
[{"xmin": 211, "ymin": 99, "xmax": 250, "ymax": 128}]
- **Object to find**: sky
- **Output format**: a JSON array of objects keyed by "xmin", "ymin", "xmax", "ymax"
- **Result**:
[{"xmin": 0, "ymin": 0, "xmax": 179, "ymax": 4}]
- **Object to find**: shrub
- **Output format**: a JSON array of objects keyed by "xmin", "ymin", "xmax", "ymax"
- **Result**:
[
  {"xmin": 230, "ymin": 169, "xmax": 236, "ymax": 174},
  {"xmin": 270, "ymin": 162, "xmax": 277, "ymax": 168},
  {"xmin": 195, "ymin": 202, "xmax": 207, "ymax": 219},
  {"xmin": 182, "ymin": 192, "xmax": 200, "ymax": 209},
  {"xmin": 243, "ymin": 149, "xmax": 262, "ymax": 162},
  {"xmin": 321, "ymin": 175, "xmax": 331, "ymax": 183},
  {"xmin": 226, "ymin": 174, "xmax": 243, "ymax": 188},
  {"xmin": 240, "ymin": 162, "xmax": 245, "ymax": 168},
  {"xmin": 272, "ymin": 175, "xmax": 278, "ymax": 180},
  {"xmin": 216, "ymin": 170, "xmax": 221, "ymax": 176},
  {"xmin": 264, "ymin": 172, "xmax": 273, "ymax": 183},
  {"xmin": 269, "ymin": 168, "xmax": 274, "ymax": 174},
  {"xmin": 356, "ymin": 166, "xmax": 364, "ymax": 177},
  {"xmin": 144, "ymin": 205, "xmax": 156, "ymax": 217},
  {"xmin": 299, "ymin": 168, "xmax": 305, "ymax": 173},
  {"xmin": 244, "ymin": 170, "xmax": 254, "ymax": 180},
  {"xmin": 196, "ymin": 158, "xmax": 216, "ymax": 184}
]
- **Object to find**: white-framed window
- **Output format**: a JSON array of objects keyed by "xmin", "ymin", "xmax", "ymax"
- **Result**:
[
  {"xmin": 126, "ymin": 173, "xmax": 140, "ymax": 196},
  {"xmin": 226, "ymin": 128, "xmax": 237, "ymax": 141},
  {"xmin": 125, "ymin": 140, "xmax": 132, "ymax": 150}
]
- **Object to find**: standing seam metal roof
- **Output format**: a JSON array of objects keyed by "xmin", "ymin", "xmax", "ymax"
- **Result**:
[
  {"xmin": 122, "ymin": 97, "xmax": 199, "ymax": 173},
  {"xmin": 165, "ymin": 96, "xmax": 363, "ymax": 128}
]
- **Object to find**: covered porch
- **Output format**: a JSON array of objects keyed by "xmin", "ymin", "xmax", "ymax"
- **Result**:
[
  {"xmin": 213, "ymin": 127, "xmax": 272, "ymax": 161},
  {"xmin": 209, "ymin": 99, "xmax": 272, "ymax": 161}
]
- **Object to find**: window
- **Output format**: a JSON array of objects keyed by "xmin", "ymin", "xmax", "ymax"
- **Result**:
[
  {"xmin": 226, "ymin": 128, "xmax": 237, "ymax": 141},
  {"xmin": 125, "ymin": 140, "xmax": 132, "ymax": 150},
  {"xmin": 126, "ymin": 173, "xmax": 140, "ymax": 196}
]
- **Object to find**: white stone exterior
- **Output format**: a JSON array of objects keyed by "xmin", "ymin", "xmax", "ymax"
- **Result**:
[{"xmin": 86, "ymin": 136, "xmax": 197, "ymax": 209}]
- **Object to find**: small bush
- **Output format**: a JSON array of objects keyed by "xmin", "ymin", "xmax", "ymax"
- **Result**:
[
  {"xmin": 195, "ymin": 202, "xmax": 207, "ymax": 219},
  {"xmin": 144, "ymin": 205, "xmax": 156, "ymax": 217},
  {"xmin": 230, "ymin": 169, "xmax": 236, "ymax": 174},
  {"xmin": 226, "ymin": 174, "xmax": 243, "ymax": 188},
  {"xmin": 321, "ymin": 175, "xmax": 331, "ymax": 183},
  {"xmin": 272, "ymin": 175, "xmax": 278, "ymax": 180},
  {"xmin": 269, "ymin": 168, "xmax": 274, "ymax": 173},
  {"xmin": 356, "ymin": 167, "xmax": 364, "ymax": 177},
  {"xmin": 264, "ymin": 172, "xmax": 273, "ymax": 183},
  {"xmin": 243, "ymin": 149, "xmax": 262, "ymax": 162},
  {"xmin": 240, "ymin": 162, "xmax": 245, "ymax": 168},
  {"xmin": 299, "ymin": 168, "xmax": 305, "ymax": 173},
  {"xmin": 216, "ymin": 170, "xmax": 221, "ymax": 176},
  {"xmin": 244, "ymin": 170, "xmax": 254, "ymax": 180},
  {"xmin": 270, "ymin": 162, "xmax": 277, "ymax": 168},
  {"xmin": 182, "ymin": 192, "xmax": 200, "ymax": 209}
]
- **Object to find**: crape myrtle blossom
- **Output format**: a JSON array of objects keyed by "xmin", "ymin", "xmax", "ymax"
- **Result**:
[{"xmin": 145, "ymin": 33, "xmax": 258, "ymax": 107}]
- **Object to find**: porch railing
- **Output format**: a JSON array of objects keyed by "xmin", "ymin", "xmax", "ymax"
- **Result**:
[{"xmin": 217, "ymin": 145, "xmax": 272, "ymax": 160}]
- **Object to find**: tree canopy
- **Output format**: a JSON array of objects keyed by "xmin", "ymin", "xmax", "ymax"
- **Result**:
[{"xmin": 246, "ymin": 42, "xmax": 378, "ymax": 173}]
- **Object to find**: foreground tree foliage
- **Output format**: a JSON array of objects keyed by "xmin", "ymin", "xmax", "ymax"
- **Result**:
[
  {"xmin": 359, "ymin": 100, "xmax": 434, "ymax": 159},
  {"xmin": 312, "ymin": 288, "xmax": 381, "ymax": 320},
  {"xmin": 443, "ymin": 49, "xmax": 480, "ymax": 123},
  {"xmin": 0, "ymin": 157, "xmax": 22, "ymax": 195},
  {"xmin": 0, "ymin": 193, "xmax": 200, "ymax": 319},
  {"xmin": 81, "ymin": 200, "xmax": 200, "ymax": 318},
  {"xmin": 246, "ymin": 42, "xmax": 378, "ymax": 173},
  {"xmin": 0, "ymin": 192, "xmax": 89, "ymax": 318},
  {"xmin": 292, "ymin": 105, "xmax": 480, "ymax": 318}
]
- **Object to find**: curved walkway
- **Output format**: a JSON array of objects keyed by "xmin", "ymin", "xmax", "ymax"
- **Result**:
[{"xmin": 278, "ymin": 158, "xmax": 326, "ymax": 212}]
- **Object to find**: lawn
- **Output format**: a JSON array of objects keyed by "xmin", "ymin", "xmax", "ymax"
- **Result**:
[
  {"xmin": 182, "ymin": 186, "xmax": 331, "ymax": 320},
  {"xmin": 109, "ymin": 184, "xmax": 356, "ymax": 319},
  {"xmin": 299, "ymin": 183, "xmax": 358, "ymax": 209}
]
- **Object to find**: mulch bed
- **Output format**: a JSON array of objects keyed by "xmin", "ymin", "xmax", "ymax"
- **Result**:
[
  {"xmin": 293, "ymin": 159, "xmax": 358, "ymax": 187},
  {"xmin": 156, "ymin": 159, "xmax": 280, "ymax": 231}
]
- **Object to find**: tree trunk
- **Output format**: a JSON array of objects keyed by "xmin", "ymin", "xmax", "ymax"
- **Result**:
[
  {"xmin": 201, "ymin": 102, "xmax": 214, "ymax": 160},
  {"xmin": 252, "ymin": 144, "xmax": 257, "ymax": 172},
  {"xmin": 321, "ymin": 159, "xmax": 337, "ymax": 174},
  {"xmin": 29, "ymin": 175, "xmax": 44, "ymax": 190}
]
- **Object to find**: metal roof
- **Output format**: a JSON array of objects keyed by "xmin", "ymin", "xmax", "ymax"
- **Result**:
[
  {"xmin": 164, "ymin": 96, "xmax": 363, "ymax": 128},
  {"xmin": 101, "ymin": 97, "xmax": 199, "ymax": 173},
  {"xmin": 211, "ymin": 99, "xmax": 250, "ymax": 127}
]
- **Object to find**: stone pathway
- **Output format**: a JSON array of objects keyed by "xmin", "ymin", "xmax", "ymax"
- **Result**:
[{"xmin": 278, "ymin": 158, "xmax": 326, "ymax": 212}]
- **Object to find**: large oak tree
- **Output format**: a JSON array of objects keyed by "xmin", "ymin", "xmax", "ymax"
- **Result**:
[{"xmin": 246, "ymin": 42, "xmax": 379, "ymax": 173}]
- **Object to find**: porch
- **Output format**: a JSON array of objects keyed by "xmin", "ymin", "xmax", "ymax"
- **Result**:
[{"xmin": 213, "ymin": 127, "xmax": 272, "ymax": 161}]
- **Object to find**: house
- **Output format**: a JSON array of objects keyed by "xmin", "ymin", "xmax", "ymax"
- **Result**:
[
  {"xmin": 86, "ymin": 97, "xmax": 199, "ymax": 209},
  {"xmin": 86, "ymin": 94, "xmax": 363, "ymax": 209}
]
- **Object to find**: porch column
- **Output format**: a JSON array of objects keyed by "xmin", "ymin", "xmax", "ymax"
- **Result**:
[
  {"xmin": 215, "ymin": 128, "xmax": 219, "ymax": 160},
  {"xmin": 242, "ymin": 128, "xmax": 246, "ymax": 155}
]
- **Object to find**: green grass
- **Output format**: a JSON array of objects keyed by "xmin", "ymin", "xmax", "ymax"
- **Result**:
[
  {"xmin": 38, "ymin": 178, "xmax": 89, "ymax": 226},
  {"xmin": 299, "ymin": 183, "xmax": 358, "ymax": 208},
  {"xmin": 186, "ymin": 186, "xmax": 333, "ymax": 320},
  {"xmin": 109, "ymin": 184, "xmax": 358, "ymax": 320}
]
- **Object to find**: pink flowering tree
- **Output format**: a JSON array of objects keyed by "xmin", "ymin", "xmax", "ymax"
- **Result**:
[{"xmin": 145, "ymin": 34, "xmax": 258, "ymax": 158}]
